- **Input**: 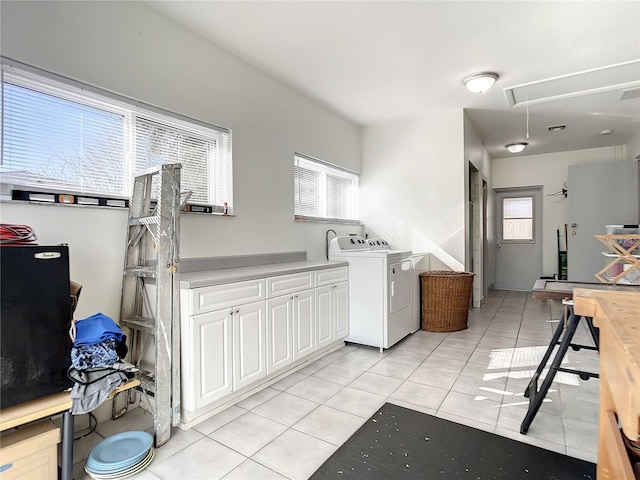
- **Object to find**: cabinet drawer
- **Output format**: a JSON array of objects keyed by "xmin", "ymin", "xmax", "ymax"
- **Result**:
[
  {"xmin": 190, "ymin": 279, "xmax": 266, "ymax": 314},
  {"xmin": 0, "ymin": 420, "xmax": 59, "ymax": 480},
  {"xmin": 267, "ymin": 272, "xmax": 314, "ymax": 298},
  {"xmin": 315, "ymin": 267, "xmax": 348, "ymax": 286}
]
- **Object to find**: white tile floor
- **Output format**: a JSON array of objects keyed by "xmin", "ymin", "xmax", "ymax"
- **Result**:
[{"xmin": 70, "ymin": 290, "xmax": 600, "ymax": 480}]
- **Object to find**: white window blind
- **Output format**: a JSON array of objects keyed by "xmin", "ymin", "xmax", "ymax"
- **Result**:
[
  {"xmin": 294, "ymin": 154, "xmax": 359, "ymax": 223},
  {"xmin": 1, "ymin": 60, "xmax": 232, "ymax": 211}
]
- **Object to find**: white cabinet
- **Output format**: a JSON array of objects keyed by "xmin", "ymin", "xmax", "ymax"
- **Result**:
[
  {"xmin": 181, "ymin": 265, "xmax": 347, "ymax": 422},
  {"xmin": 293, "ymin": 289, "xmax": 315, "ymax": 360},
  {"xmin": 334, "ymin": 282, "xmax": 349, "ymax": 339},
  {"xmin": 316, "ymin": 285, "xmax": 334, "ymax": 349},
  {"xmin": 315, "ymin": 267, "xmax": 349, "ymax": 349},
  {"xmin": 266, "ymin": 294, "xmax": 294, "ymax": 374},
  {"xmin": 233, "ymin": 300, "xmax": 267, "ymax": 389},
  {"xmin": 266, "ymin": 272, "xmax": 316, "ymax": 374},
  {"xmin": 187, "ymin": 309, "xmax": 233, "ymax": 411},
  {"xmin": 182, "ymin": 279, "xmax": 266, "ymax": 411}
]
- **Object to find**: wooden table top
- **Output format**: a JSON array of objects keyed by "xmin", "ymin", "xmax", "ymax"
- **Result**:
[
  {"xmin": 0, "ymin": 379, "xmax": 140, "ymax": 432},
  {"xmin": 573, "ymin": 288, "xmax": 640, "ymax": 366},
  {"xmin": 0, "ymin": 392, "xmax": 72, "ymax": 432}
]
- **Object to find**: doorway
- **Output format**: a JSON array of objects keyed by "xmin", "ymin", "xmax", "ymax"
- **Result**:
[{"xmin": 495, "ymin": 186, "xmax": 543, "ymax": 291}]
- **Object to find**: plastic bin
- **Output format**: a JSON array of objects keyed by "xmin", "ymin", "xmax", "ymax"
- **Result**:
[
  {"xmin": 605, "ymin": 224, "xmax": 640, "ymax": 235},
  {"xmin": 420, "ymin": 271, "xmax": 475, "ymax": 332}
]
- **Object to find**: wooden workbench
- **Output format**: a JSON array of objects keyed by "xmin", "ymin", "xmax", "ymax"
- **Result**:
[
  {"xmin": 573, "ymin": 288, "xmax": 640, "ymax": 479},
  {"xmin": 0, "ymin": 379, "xmax": 140, "ymax": 480}
]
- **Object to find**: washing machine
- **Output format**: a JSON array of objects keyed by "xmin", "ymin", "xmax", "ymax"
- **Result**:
[{"xmin": 328, "ymin": 235, "xmax": 418, "ymax": 350}]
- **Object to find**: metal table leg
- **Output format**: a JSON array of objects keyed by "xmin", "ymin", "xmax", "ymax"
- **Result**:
[{"xmin": 61, "ymin": 410, "xmax": 74, "ymax": 480}]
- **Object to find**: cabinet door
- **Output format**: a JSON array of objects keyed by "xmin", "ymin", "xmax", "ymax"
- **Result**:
[
  {"xmin": 315, "ymin": 285, "xmax": 333, "ymax": 349},
  {"xmin": 334, "ymin": 281, "xmax": 349, "ymax": 340},
  {"xmin": 190, "ymin": 309, "xmax": 233, "ymax": 410},
  {"xmin": 293, "ymin": 289, "xmax": 315, "ymax": 360},
  {"xmin": 266, "ymin": 295, "xmax": 294, "ymax": 374},
  {"xmin": 233, "ymin": 300, "xmax": 267, "ymax": 389}
]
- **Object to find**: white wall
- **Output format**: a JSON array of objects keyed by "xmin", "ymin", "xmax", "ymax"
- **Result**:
[
  {"xmin": 626, "ymin": 130, "xmax": 640, "ymax": 161},
  {"xmin": 492, "ymin": 146, "xmax": 625, "ymax": 277},
  {"xmin": 0, "ymin": 1, "xmax": 361, "ymax": 319},
  {"xmin": 360, "ymin": 113, "xmax": 466, "ymax": 272}
]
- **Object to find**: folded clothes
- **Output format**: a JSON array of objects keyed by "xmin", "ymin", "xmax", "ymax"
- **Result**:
[
  {"xmin": 74, "ymin": 312, "xmax": 124, "ymax": 346},
  {"xmin": 70, "ymin": 369, "xmax": 128, "ymax": 415},
  {"xmin": 68, "ymin": 367, "xmax": 135, "ymax": 385},
  {"xmin": 71, "ymin": 338, "xmax": 120, "ymax": 370}
]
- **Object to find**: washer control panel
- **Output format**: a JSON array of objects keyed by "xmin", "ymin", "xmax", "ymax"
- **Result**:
[{"xmin": 329, "ymin": 235, "xmax": 370, "ymax": 254}]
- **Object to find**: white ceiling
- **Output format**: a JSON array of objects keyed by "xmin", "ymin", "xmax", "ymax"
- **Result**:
[{"xmin": 148, "ymin": 1, "xmax": 640, "ymax": 159}]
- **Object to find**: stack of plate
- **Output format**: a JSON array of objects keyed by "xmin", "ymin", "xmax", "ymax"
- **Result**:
[{"xmin": 85, "ymin": 431, "xmax": 154, "ymax": 480}]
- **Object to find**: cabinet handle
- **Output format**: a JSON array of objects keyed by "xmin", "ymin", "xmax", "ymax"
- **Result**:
[
  {"xmin": 235, "ymin": 309, "xmax": 240, "ymax": 314},
  {"xmin": 228, "ymin": 309, "xmax": 234, "ymax": 315},
  {"xmin": 294, "ymin": 294, "xmax": 299, "ymax": 299},
  {"xmin": 290, "ymin": 295, "xmax": 294, "ymax": 300}
]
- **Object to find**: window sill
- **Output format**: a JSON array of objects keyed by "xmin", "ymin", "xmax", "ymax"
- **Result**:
[
  {"xmin": 295, "ymin": 215, "xmax": 361, "ymax": 225},
  {"xmin": 1, "ymin": 197, "xmax": 232, "ymax": 216}
]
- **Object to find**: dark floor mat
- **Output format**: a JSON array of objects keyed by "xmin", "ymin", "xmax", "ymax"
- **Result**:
[{"xmin": 311, "ymin": 402, "xmax": 595, "ymax": 480}]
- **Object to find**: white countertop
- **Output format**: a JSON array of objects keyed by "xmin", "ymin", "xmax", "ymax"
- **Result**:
[{"xmin": 179, "ymin": 259, "xmax": 348, "ymax": 289}]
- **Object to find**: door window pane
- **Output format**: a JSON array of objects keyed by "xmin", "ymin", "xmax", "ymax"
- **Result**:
[
  {"xmin": 503, "ymin": 197, "xmax": 532, "ymax": 219},
  {"xmin": 503, "ymin": 218, "xmax": 533, "ymax": 240},
  {"xmin": 502, "ymin": 196, "xmax": 534, "ymax": 241}
]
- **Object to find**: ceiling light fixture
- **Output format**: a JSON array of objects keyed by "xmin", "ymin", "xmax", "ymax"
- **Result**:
[
  {"xmin": 463, "ymin": 72, "xmax": 499, "ymax": 93},
  {"xmin": 505, "ymin": 142, "xmax": 528, "ymax": 154}
]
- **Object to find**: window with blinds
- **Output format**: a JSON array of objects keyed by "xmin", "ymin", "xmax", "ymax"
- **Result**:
[
  {"xmin": 502, "ymin": 196, "xmax": 534, "ymax": 242},
  {"xmin": 1, "ymin": 60, "xmax": 232, "ymax": 211},
  {"xmin": 294, "ymin": 154, "xmax": 359, "ymax": 223}
]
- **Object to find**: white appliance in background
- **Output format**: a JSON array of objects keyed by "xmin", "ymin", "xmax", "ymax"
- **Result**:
[{"xmin": 328, "ymin": 235, "xmax": 418, "ymax": 351}]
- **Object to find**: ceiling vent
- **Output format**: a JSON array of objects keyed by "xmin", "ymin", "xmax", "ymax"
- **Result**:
[
  {"xmin": 504, "ymin": 60, "xmax": 640, "ymax": 108},
  {"xmin": 620, "ymin": 88, "xmax": 640, "ymax": 100},
  {"xmin": 547, "ymin": 124, "xmax": 566, "ymax": 132}
]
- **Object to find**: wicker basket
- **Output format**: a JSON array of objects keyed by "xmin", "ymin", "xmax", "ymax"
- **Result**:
[{"xmin": 420, "ymin": 271, "xmax": 475, "ymax": 332}]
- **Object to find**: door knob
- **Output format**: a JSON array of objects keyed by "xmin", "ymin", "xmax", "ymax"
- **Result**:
[
  {"xmin": 571, "ymin": 223, "xmax": 577, "ymax": 228},
  {"xmin": 496, "ymin": 244, "xmax": 502, "ymax": 249}
]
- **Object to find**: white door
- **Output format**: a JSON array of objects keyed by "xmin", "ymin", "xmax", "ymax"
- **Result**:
[
  {"xmin": 293, "ymin": 289, "xmax": 315, "ymax": 360},
  {"xmin": 568, "ymin": 161, "xmax": 640, "ymax": 282},
  {"xmin": 190, "ymin": 309, "xmax": 233, "ymax": 410},
  {"xmin": 315, "ymin": 285, "xmax": 333, "ymax": 349},
  {"xmin": 495, "ymin": 187, "xmax": 543, "ymax": 291},
  {"xmin": 333, "ymin": 282, "xmax": 349, "ymax": 340},
  {"xmin": 233, "ymin": 300, "xmax": 267, "ymax": 389},
  {"xmin": 266, "ymin": 295, "xmax": 293, "ymax": 374}
]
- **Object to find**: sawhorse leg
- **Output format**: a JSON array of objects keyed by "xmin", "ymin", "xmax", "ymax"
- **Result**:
[
  {"xmin": 520, "ymin": 305, "xmax": 598, "ymax": 434},
  {"xmin": 523, "ymin": 314, "xmax": 566, "ymax": 400}
]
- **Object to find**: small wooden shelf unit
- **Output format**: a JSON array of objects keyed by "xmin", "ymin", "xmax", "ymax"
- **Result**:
[{"xmin": 595, "ymin": 234, "xmax": 640, "ymax": 284}]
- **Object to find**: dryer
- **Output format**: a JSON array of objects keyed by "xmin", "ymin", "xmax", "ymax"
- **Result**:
[{"xmin": 328, "ymin": 236, "xmax": 418, "ymax": 350}]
